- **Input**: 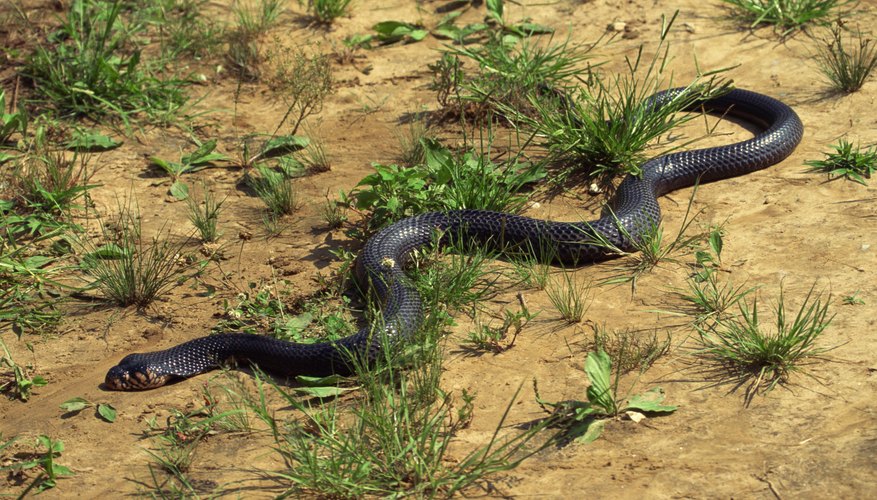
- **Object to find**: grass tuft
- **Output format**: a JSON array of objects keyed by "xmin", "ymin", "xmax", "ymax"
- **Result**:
[
  {"xmin": 721, "ymin": 0, "xmax": 844, "ymax": 33},
  {"xmin": 806, "ymin": 139, "xmax": 876, "ymax": 185},
  {"xmin": 695, "ymin": 284, "xmax": 834, "ymax": 403},
  {"xmin": 815, "ymin": 21, "xmax": 877, "ymax": 94}
]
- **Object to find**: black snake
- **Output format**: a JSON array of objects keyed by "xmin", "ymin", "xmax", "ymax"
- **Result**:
[{"xmin": 105, "ymin": 88, "xmax": 803, "ymax": 390}]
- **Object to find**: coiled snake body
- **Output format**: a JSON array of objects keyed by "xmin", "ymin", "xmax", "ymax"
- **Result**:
[{"xmin": 105, "ymin": 88, "xmax": 803, "ymax": 390}]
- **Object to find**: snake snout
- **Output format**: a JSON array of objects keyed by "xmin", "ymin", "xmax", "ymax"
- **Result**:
[{"xmin": 105, "ymin": 354, "xmax": 170, "ymax": 390}]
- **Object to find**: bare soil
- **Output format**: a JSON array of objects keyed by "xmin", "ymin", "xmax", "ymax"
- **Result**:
[{"xmin": 2, "ymin": 0, "xmax": 876, "ymax": 498}]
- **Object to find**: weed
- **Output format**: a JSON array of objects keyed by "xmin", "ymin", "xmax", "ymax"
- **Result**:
[
  {"xmin": 841, "ymin": 291, "xmax": 864, "ymax": 305},
  {"xmin": 322, "ymin": 192, "xmax": 347, "ymax": 229},
  {"xmin": 265, "ymin": 45, "xmax": 334, "ymax": 136},
  {"xmin": 814, "ymin": 20, "xmax": 877, "ymax": 93},
  {"xmin": 721, "ymin": 0, "xmax": 845, "ymax": 33},
  {"xmin": 806, "ymin": 139, "xmax": 876, "ymax": 185},
  {"xmin": 537, "ymin": 350, "xmax": 677, "ymax": 443},
  {"xmin": 544, "ymin": 269, "xmax": 593, "ymax": 323},
  {"xmin": 395, "ymin": 118, "xmax": 433, "ymax": 167},
  {"xmin": 3, "ymin": 435, "xmax": 75, "ymax": 491},
  {"xmin": 467, "ymin": 293, "xmax": 534, "ymax": 353},
  {"xmin": 247, "ymin": 330, "xmax": 548, "ymax": 497},
  {"xmin": 248, "ymin": 165, "xmax": 299, "ymax": 216},
  {"xmin": 185, "ymin": 185, "xmax": 225, "ymax": 243},
  {"xmin": 0, "ymin": 338, "xmax": 48, "ymax": 401},
  {"xmin": 0, "ymin": 89, "xmax": 27, "ymax": 147},
  {"xmin": 449, "ymin": 30, "xmax": 595, "ymax": 118},
  {"xmin": 23, "ymin": 0, "xmax": 188, "ymax": 122},
  {"xmin": 150, "ymin": 139, "xmax": 228, "ymax": 182},
  {"xmin": 10, "ymin": 149, "xmax": 97, "ymax": 215},
  {"xmin": 695, "ymin": 284, "xmax": 834, "ymax": 403},
  {"xmin": 348, "ymin": 138, "xmax": 545, "ymax": 235},
  {"xmin": 517, "ymin": 12, "xmax": 733, "ymax": 180},
  {"xmin": 77, "ymin": 199, "xmax": 192, "ymax": 307},
  {"xmin": 301, "ymin": 0, "xmax": 353, "ymax": 24},
  {"xmin": 681, "ymin": 273, "xmax": 756, "ymax": 326}
]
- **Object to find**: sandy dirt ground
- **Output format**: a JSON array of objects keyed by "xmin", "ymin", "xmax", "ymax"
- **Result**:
[{"xmin": 2, "ymin": 0, "xmax": 876, "ymax": 497}]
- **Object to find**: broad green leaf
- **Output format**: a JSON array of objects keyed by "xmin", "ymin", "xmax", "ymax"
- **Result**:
[
  {"xmin": 295, "ymin": 374, "xmax": 348, "ymax": 387},
  {"xmin": 293, "ymin": 385, "xmax": 353, "ymax": 398},
  {"xmin": 170, "ymin": 180, "xmax": 189, "ymax": 200},
  {"xmin": 573, "ymin": 418, "xmax": 605, "ymax": 443},
  {"xmin": 283, "ymin": 312, "xmax": 314, "ymax": 335},
  {"xmin": 486, "ymin": 0, "xmax": 503, "ymax": 22},
  {"xmin": 624, "ymin": 387, "xmax": 678, "ymax": 413},
  {"xmin": 86, "ymin": 243, "xmax": 129, "ymax": 260},
  {"xmin": 584, "ymin": 350, "xmax": 615, "ymax": 414},
  {"xmin": 261, "ymin": 135, "xmax": 309, "ymax": 158},
  {"xmin": 182, "ymin": 139, "xmax": 221, "ymax": 164},
  {"xmin": 510, "ymin": 22, "xmax": 554, "ymax": 35},
  {"xmin": 59, "ymin": 397, "xmax": 90, "ymax": 412},
  {"xmin": 97, "ymin": 403, "xmax": 117, "ymax": 422},
  {"xmin": 709, "ymin": 231, "xmax": 723, "ymax": 260},
  {"xmin": 67, "ymin": 132, "xmax": 121, "ymax": 152}
]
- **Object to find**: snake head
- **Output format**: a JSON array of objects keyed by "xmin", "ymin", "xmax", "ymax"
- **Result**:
[{"xmin": 105, "ymin": 353, "xmax": 172, "ymax": 391}]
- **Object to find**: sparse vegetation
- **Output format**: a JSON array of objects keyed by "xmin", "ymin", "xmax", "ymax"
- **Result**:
[
  {"xmin": 721, "ymin": 0, "xmax": 843, "ymax": 33},
  {"xmin": 76, "ymin": 200, "xmax": 193, "ymax": 307},
  {"xmin": 694, "ymin": 284, "xmax": 834, "ymax": 403},
  {"xmin": 806, "ymin": 139, "xmax": 876, "ymax": 185},
  {"xmin": 814, "ymin": 21, "xmax": 877, "ymax": 93}
]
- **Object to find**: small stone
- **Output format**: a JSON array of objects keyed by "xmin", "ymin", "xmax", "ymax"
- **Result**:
[
  {"xmin": 608, "ymin": 21, "xmax": 626, "ymax": 32},
  {"xmin": 862, "ymin": 244, "xmax": 871, "ymax": 251},
  {"xmin": 589, "ymin": 182, "xmax": 602, "ymax": 194}
]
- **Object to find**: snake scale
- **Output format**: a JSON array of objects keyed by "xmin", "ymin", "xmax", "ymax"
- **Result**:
[{"xmin": 105, "ymin": 87, "xmax": 803, "ymax": 390}]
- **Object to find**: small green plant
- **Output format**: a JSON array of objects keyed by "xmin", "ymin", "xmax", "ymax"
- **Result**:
[
  {"xmin": 0, "ymin": 338, "xmax": 48, "ymax": 401},
  {"xmin": 150, "ymin": 139, "xmax": 228, "ymax": 193},
  {"xmin": 10, "ymin": 148, "xmax": 97, "ymax": 214},
  {"xmin": 467, "ymin": 293, "xmax": 534, "ymax": 353},
  {"xmin": 12, "ymin": 435, "xmax": 75, "ymax": 491},
  {"xmin": 0, "ymin": 89, "xmax": 27, "ymax": 148},
  {"xmin": 806, "ymin": 139, "xmax": 876, "ymax": 185},
  {"xmin": 695, "ymin": 284, "xmax": 834, "ymax": 403},
  {"xmin": 814, "ymin": 21, "xmax": 877, "ymax": 93},
  {"xmin": 77, "ymin": 200, "xmax": 192, "ymax": 307},
  {"xmin": 841, "ymin": 291, "xmax": 864, "ymax": 305},
  {"xmin": 322, "ymin": 193, "xmax": 347, "ymax": 229},
  {"xmin": 348, "ymin": 138, "xmax": 545, "ymax": 235},
  {"xmin": 185, "ymin": 185, "xmax": 225, "ymax": 243},
  {"xmin": 395, "ymin": 118, "xmax": 433, "ymax": 167},
  {"xmin": 721, "ymin": 0, "xmax": 843, "ymax": 33},
  {"xmin": 59, "ymin": 397, "xmax": 117, "ymax": 422},
  {"xmin": 537, "ymin": 350, "xmax": 677, "ymax": 443},
  {"xmin": 248, "ymin": 165, "xmax": 300, "ymax": 216},
  {"xmin": 301, "ymin": 0, "xmax": 353, "ymax": 24},
  {"xmin": 681, "ymin": 273, "xmax": 756, "ymax": 325},
  {"xmin": 544, "ymin": 269, "xmax": 593, "ymax": 323}
]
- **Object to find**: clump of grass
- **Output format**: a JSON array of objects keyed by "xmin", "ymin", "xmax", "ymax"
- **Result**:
[
  {"xmin": 23, "ymin": 0, "xmax": 188, "ymax": 122},
  {"xmin": 439, "ymin": 30, "xmax": 595, "ymax": 119},
  {"xmin": 322, "ymin": 193, "xmax": 347, "ymax": 229},
  {"xmin": 815, "ymin": 21, "xmax": 877, "ymax": 93},
  {"xmin": 805, "ymin": 139, "xmax": 876, "ymax": 185},
  {"xmin": 467, "ymin": 293, "xmax": 534, "ymax": 353},
  {"xmin": 248, "ymin": 165, "xmax": 299, "ymax": 216},
  {"xmin": 300, "ymin": 0, "xmax": 353, "ymax": 24},
  {"xmin": 10, "ymin": 149, "xmax": 96, "ymax": 215},
  {"xmin": 544, "ymin": 270, "xmax": 593, "ymax": 323},
  {"xmin": 518, "ymin": 12, "xmax": 733, "ymax": 180},
  {"xmin": 77, "ymin": 200, "xmax": 192, "ymax": 307},
  {"xmin": 185, "ymin": 185, "xmax": 224, "ymax": 243},
  {"xmin": 681, "ymin": 273, "xmax": 756, "ymax": 326},
  {"xmin": 721, "ymin": 0, "xmax": 843, "ymax": 33},
  {"xmin": 395, "ymin": 118, "xmax": 433, "ymax": 167},
  {"xmin": 695, "ymin": 284, "xmax": 834, "ymax": 403}
]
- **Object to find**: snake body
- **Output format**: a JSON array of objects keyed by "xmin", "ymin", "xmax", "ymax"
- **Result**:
[{"xmin": 105, "ymin": 88, "xmax": 803, "ymax": 390}]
